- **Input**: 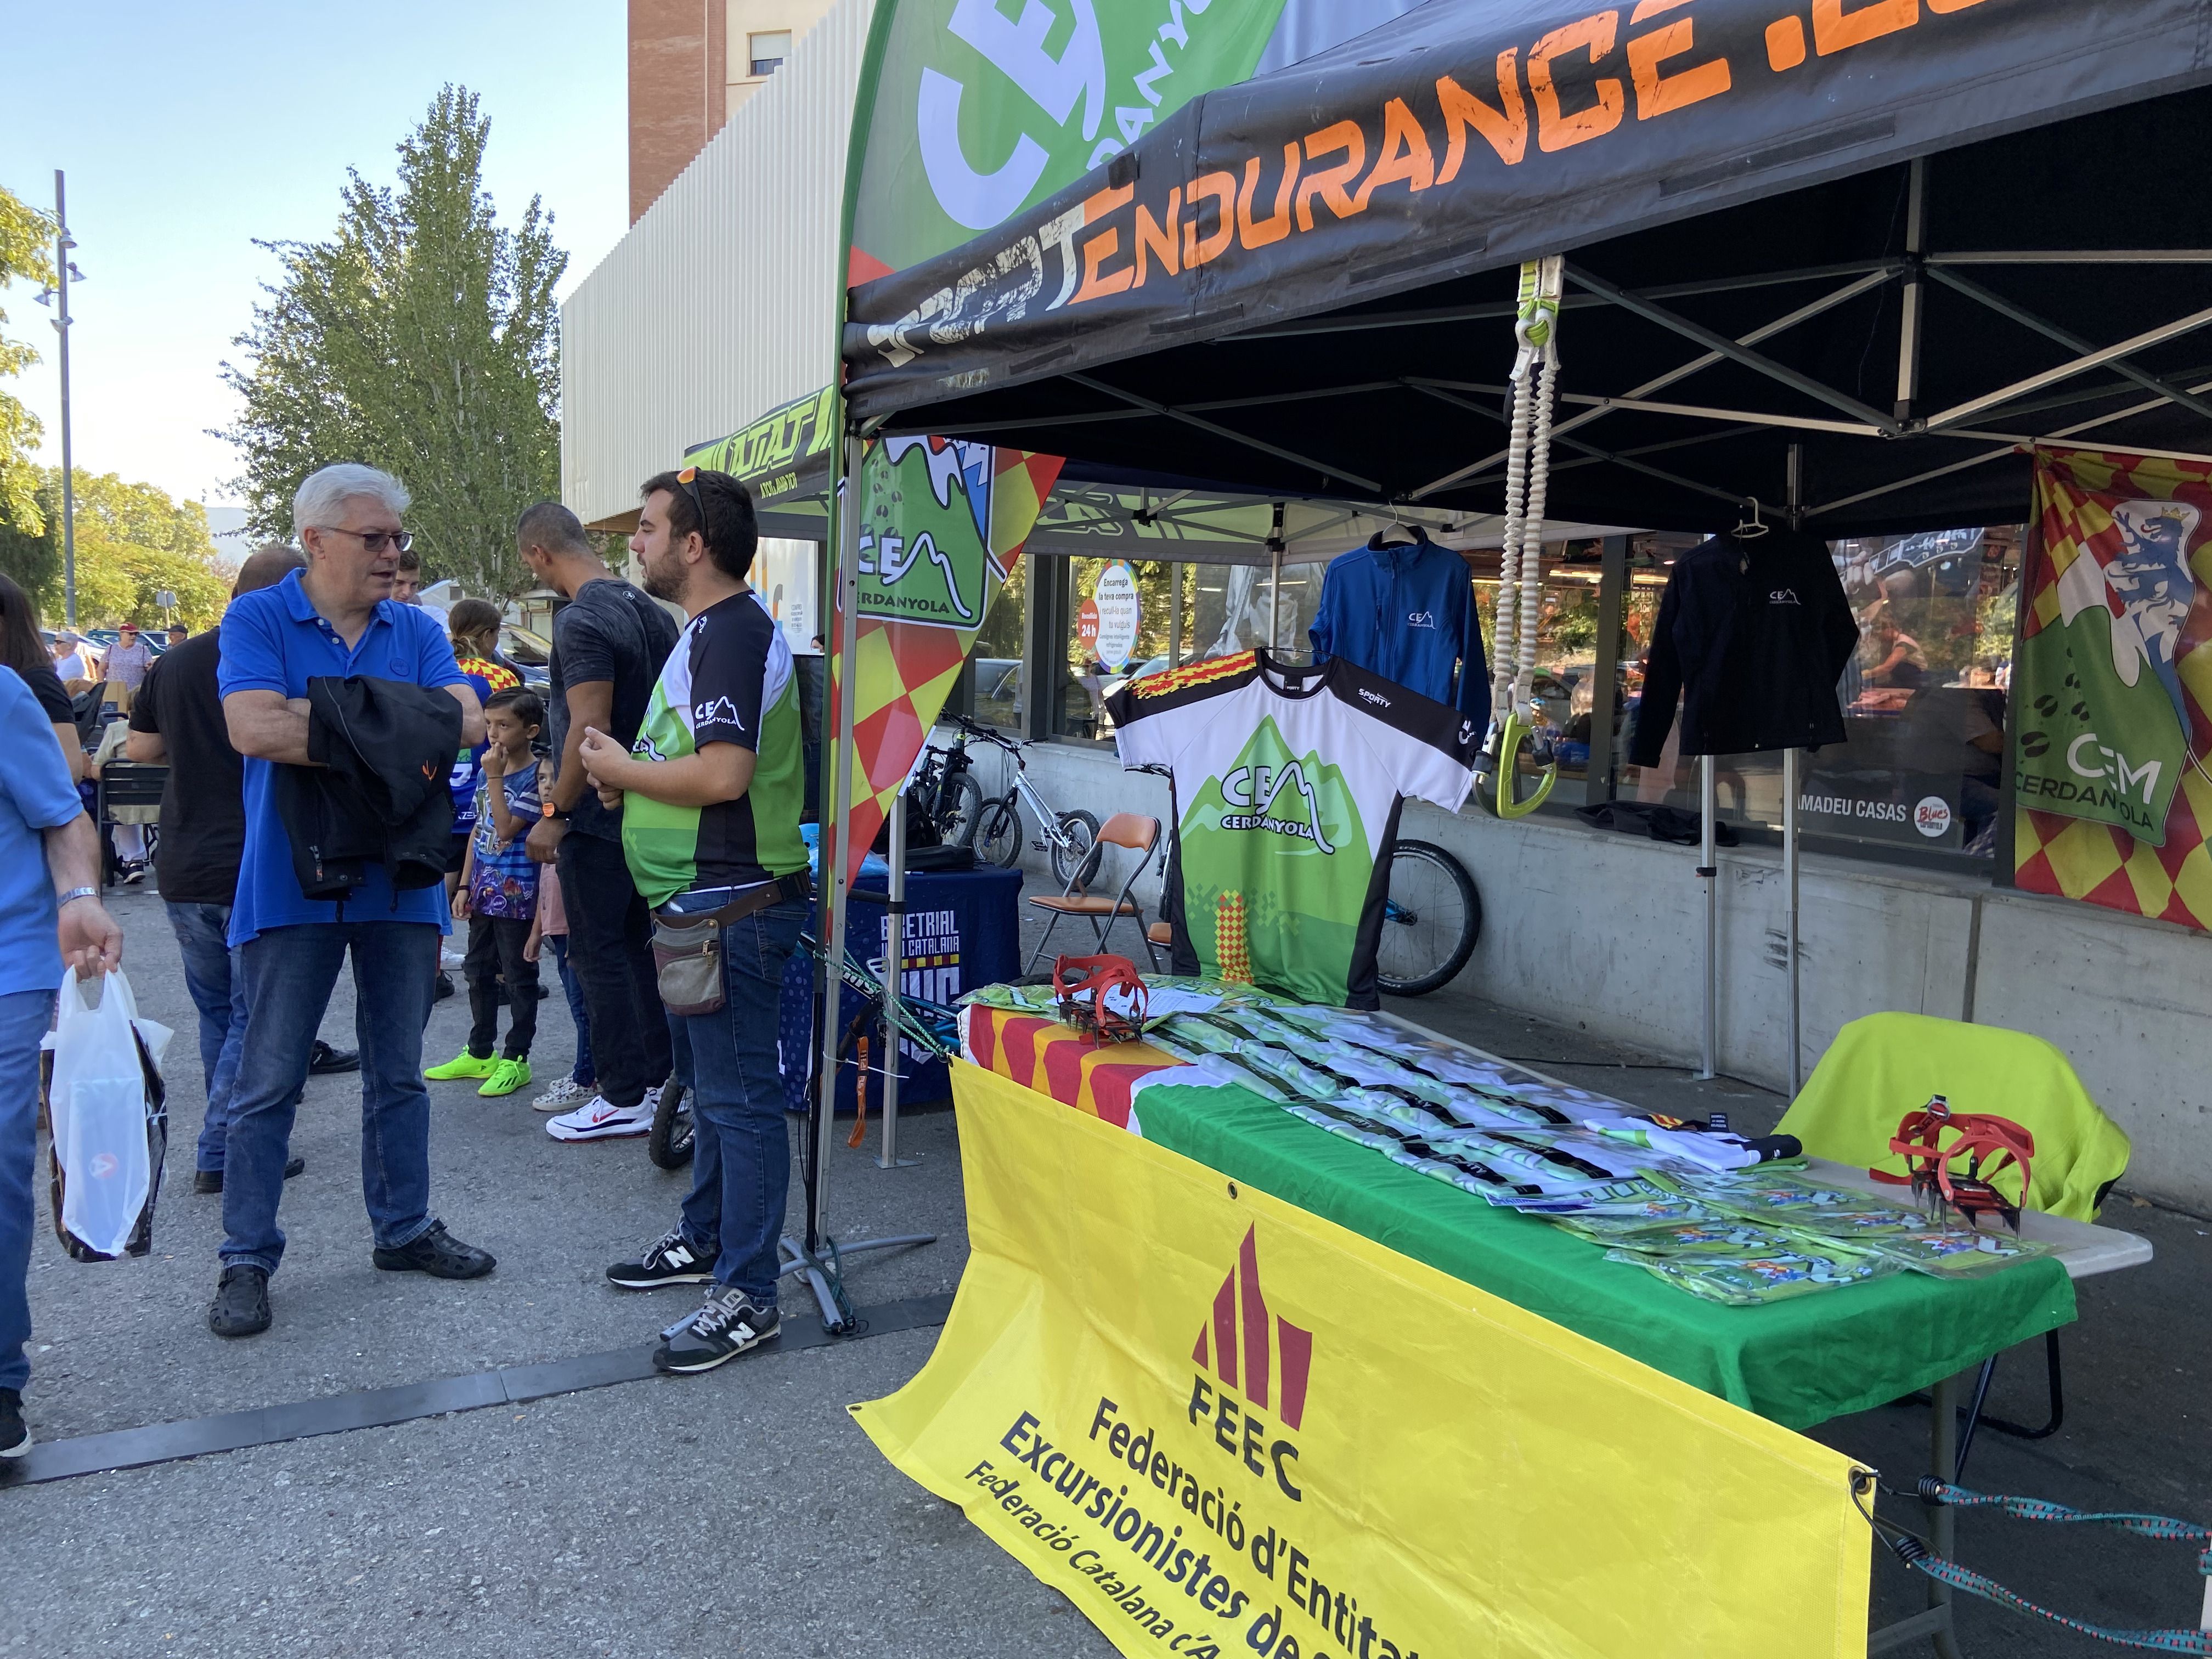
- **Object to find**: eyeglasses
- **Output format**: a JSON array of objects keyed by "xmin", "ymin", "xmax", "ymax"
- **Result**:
[
  {"xmin": 674, "ymin": 467, "xmax": 708, "ymax": 541},
  {"xmin": 316, "ymin": 526, "xmax": 414, "ymax": 555}
]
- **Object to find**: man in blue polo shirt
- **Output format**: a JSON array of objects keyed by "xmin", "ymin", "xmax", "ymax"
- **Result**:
[{"xmin": 212, "ymin": 463, "xmax": 494, "ymax": 1340}]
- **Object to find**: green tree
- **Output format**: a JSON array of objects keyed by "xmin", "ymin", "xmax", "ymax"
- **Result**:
[
  {"xmin": 2, "ymin": 467, "xmax": 229, "ymax": 628},
  {"xmin": 0, "ymin": 185, "xmax": 55, "ymax": 539},
  {"xmin": 222, "ymin": 85, "xmax": 565, "ymax": 596}
]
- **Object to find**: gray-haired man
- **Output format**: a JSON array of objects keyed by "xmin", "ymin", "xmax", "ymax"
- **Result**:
[{"xmin": 208, "ymin": 464, "xmax": 495, "ymax": 1339}]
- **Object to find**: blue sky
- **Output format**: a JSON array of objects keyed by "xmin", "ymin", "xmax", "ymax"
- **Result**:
[{"xmin": 1, "ymin": 1, "xmax": 629, "ymax": 519}]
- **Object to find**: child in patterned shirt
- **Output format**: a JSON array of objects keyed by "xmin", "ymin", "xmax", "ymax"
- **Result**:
[{"xmin": 426, "ymin": 689, "xmax": 545, "ymax": 1097}]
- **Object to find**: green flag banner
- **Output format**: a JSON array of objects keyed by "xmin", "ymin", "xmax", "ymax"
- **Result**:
[{"xmin": 2015, "ymin": 448, "xmax": 2212, "ymax": 925}]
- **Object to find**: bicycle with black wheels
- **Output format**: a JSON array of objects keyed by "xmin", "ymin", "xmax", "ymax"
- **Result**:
[
  {"xmin": 910, "ymin": 728, "xmax": 988, "ymax": 848},
  {"xmin": 946, "ymin": 714, "xmax": 1102, "ymax": 888},
  {"xmin": 1374, "ymin": 839, "xmax": 1482, "ymax": 996}
]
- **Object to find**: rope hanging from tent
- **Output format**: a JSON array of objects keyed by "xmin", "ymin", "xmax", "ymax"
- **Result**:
[{"xmin": 1485, "ymin": 256, "xmax": 1564, "ymax": 819}]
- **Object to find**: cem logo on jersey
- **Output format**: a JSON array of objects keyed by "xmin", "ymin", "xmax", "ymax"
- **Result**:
[
  {"xmin": 692, "ymin": 695, "xmax": 748, "ymax": 732},
  {"xmin": 1220, "ymin": 761, "xmax": 1337, "ymax": 855},
  {"xmin": 1769, "ymin": 588, "xmax": 1801, "ymax": 606},
  {"xmin": 1406, "ymin": 609, "xmax": 1436, "ymax": 629}
]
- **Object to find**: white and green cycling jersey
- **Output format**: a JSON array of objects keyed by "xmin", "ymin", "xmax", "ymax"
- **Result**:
[{"xmin": 621, "ymin": 590, "xmax": 807, "ymax": 908}]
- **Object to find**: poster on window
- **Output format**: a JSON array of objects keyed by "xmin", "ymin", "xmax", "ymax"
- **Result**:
[{"xmin": 2013, "ymin": 448, "xmax": 2212, "ymax": 927}]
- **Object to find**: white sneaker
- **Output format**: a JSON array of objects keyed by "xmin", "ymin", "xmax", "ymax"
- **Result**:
[
  {"xmin": 546, "ymin": 1094, "xmax": 654, "ymax": 1141},
  {"xmin": 532, "ymin": 1076, "xmax": 592, "ymax": 1114}
]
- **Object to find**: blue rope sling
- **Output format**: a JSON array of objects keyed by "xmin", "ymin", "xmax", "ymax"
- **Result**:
[{"xmin": 1854, "ymin": 1472, "xmax": 2212, "ymax": 1653}]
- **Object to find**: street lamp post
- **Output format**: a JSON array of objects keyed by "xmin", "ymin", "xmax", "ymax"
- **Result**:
[{"xmin": 51, "ymin": 170, "xmax": 76, "ymax": 629}]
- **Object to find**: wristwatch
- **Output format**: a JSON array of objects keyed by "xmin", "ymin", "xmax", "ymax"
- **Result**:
[
  {"xmin": 540, "ymin": 802, "xmax": 568, "ymax": 820},
  {"xmin": 58, "ymin": 886, "xmax": 99, "ymax": 907}
]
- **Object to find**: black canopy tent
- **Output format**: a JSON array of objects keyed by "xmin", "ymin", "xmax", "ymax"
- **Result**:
[{"xmin": 840, "ymin": 0, "xmax": 2212, "ymax": 536}]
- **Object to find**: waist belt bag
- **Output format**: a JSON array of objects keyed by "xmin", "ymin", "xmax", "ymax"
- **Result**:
[{"xmin": 652, "ymin": 872, "xmax": 814, "ymax": 1017}]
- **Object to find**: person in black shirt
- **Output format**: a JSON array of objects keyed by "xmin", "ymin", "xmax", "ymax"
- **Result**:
[
  {"xmin": 127, "ymin": 545, "xmax": 342, "ymax": 1192},
  {"xmin": 0, "ymin": 574, "xmax": 84, "ymax": 783},
  {"xmin": 517, "ymin": 501, "xmax": 681, "ymax": 1135}
]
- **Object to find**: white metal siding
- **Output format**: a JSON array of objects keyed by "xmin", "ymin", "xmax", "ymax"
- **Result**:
[{"xmin": 562, "ymin": 0, "xmax": 873, "ymax": 526}]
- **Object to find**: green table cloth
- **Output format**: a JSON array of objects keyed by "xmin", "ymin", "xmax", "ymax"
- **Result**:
[{"xmin": 1131, "ymin": 1080, "xmax": 2076, "ymax": 1430}]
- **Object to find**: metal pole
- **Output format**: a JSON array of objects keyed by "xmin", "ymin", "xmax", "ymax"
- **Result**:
[
  {"xmin": 877, "ymin": 786, "xmax": 916, "ymax": 1169},
  {"xmin": 1784, "ymin": 442, "xmax": 1804, "ymax": 1095},
  {"xmin": 1699, "ymin": 753, "xmax": 1718, "ymax": 1080},
  {"xmin": 1784, "ymin": 745, "xmax": 1802, "ymax": 1095},
  {"xmin": 814, "ymin": 436, "xmax": 865, "ymax": 1254},
  {"xmin": 1895, "ymin": 157, "xmax": 1928, "ymax": 424},
  {"xmin": 1166, "ymin": 561, "xmax": 1182, "ymax": 670},
  {"xmin": 53, "ymin": 171, "xmax": 75, "ymax": 628}
]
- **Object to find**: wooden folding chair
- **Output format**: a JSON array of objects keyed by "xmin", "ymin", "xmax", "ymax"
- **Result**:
[{"xmin": 1025, "ymin": 812, "xmax": 1161, "ymax": 973}]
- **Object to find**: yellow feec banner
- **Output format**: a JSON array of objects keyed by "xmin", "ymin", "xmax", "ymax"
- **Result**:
[{"xmin": 852, "ymin": 1065, "xmax": 1871, "ymax": 1658}]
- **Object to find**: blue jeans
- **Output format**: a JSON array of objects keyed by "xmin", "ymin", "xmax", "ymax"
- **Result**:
[
  {"xmin": 678, "ymin": 901, "xmax": 805, "ymax": 1303},
  {"xmin": 221, "ymin": 922, "xmax": 441, "ymax": 1276},
  {"xmin": 547, "ymin": 935, "xmax": 595, "ymax": 1087},
  {"xmin": 0, "ymin": 989, "xmax": 55, "ymax": 1393},
  {"xmin": 165, "ymin": 902, "xmax": 249, "ymax": 1172}
]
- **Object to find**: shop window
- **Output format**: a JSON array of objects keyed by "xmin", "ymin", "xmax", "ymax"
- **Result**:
[
  {"xmin": 1052, "ymin": 558, "xmax": 1336, "ymax": 741},
  {"xmin": 749, "ymin": 30, "xmax": 792, "ymax": 76},
  {"xmin": 1613, "ymin": 527, "xmax": 2022, "ymax": 857},
  {"xmin": 1470, "ymin": 540, "xmax": 1609, "ymax": 792},
  {"xmin": 970, "ymin": 550, "xmax": 1027, "ymax": 730}
]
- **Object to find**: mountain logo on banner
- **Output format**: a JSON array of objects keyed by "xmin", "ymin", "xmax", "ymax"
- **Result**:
[
  {"xmin": 1190, "ymin": 1226, "xmax": 1313, "ymax": 1433},
  {"xmin": 859, "ymin": 436, "xmax": 998, "ymax": 630}
]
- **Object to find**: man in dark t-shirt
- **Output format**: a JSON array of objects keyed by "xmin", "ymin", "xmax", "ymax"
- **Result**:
[
  {"xmin": 127, "ymin": 545, "xmax": 343, "ymax": 1189},
  {"xmin": 517, "ymin": 501, "xmax": 682, "ymax": 1137}
]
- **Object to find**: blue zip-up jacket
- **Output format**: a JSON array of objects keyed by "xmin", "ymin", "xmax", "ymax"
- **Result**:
[{"xmin": 1308, "ymin": 533, "xmax": 1488, "ymax": 719}]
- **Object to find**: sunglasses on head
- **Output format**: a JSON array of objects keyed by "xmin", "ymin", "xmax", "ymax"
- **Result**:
[{"xmin": 674, "ymin": 467, "xmax": 709, "ymax": 540}]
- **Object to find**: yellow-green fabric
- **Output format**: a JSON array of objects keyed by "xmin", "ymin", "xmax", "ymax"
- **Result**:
[{"xmin": 1779, "ymin": 1013, "xmax": 2131, "ymax": 1222}]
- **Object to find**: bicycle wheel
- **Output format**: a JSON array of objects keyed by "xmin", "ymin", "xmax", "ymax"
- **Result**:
[
  {"xmin": 1373, "ymin": 839, "xmax": 1480, "ymax": 997},
  {"xmin": 938, "ymin": 774, "xmax": 986, "ymax": 847},
  {"xmin": 1051, "ymin": 810, "xmax": 1102, "ymax": 889},
  {"xmin": 647, "ymin": 1081, "xmax": 695, "ymax": 1170},
  {"xmin": 974, "ymin": 798, "xmax": 1023, "ymax": 868}
]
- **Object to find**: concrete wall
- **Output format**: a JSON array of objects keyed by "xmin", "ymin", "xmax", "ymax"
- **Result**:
[{"xmin": 956, "ymin": 734, "xmax": 2212, "ymax": 1210}]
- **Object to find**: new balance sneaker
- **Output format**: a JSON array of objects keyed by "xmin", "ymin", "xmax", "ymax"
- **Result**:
[
  {"xmin": 478, "ymin": 1057, "xmax": 532, "ymax": 1097},
  {"xmin": 0, "ymin": 1387, "xmax": 27, "ymax": 1458},
  {"xmin": 532, "ymin": 1075, "xmax": 592, "ymax": 1113},
  {"xmin": 424, "ymin": 1048, "xmax": 496, "ymax": 1082},
  {"xmin": 653, "ymin": 1287, "xmax": 779, "ymax": 1374},
  {"xmin": 545, "ymin": 1094, "xmax": 653, "ymax": 1141},
  {"xmin": 605, "ymin": 1227, "xmax": 715, "ymax": 1290}
]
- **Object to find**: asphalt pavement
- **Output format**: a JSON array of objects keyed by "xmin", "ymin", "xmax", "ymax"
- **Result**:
[{"xmin": 0, "ymin": 885, "xmax": 2204, "ymax": 1656}]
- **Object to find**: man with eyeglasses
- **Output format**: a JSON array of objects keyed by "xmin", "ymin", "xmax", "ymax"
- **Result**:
[{"xmin": 210, "ymin": 463, "xmax": 496, "ymax": 1340}]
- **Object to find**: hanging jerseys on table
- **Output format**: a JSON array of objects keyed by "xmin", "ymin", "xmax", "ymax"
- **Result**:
[{"xmin": 1107, "ymin": 647, "xmax": 1479, "ymax": 1008}]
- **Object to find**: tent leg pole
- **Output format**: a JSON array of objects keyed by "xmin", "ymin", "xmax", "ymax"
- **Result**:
[
  {"xmin": 1784, "ymin": 746, "xmax": 1802, "ymax": 1096},
  {"xmin": 878, "ymin": 788, "xmax": 917, "ymax": 1169},
  {"xmin": 1699, "ymin": 753, "xmax": 1718, "ymax": 1081}
]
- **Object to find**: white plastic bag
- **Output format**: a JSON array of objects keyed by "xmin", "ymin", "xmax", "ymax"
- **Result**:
[{"xmin": 40, "ymin": 969, "xmax": 172, "ymax": 1261}]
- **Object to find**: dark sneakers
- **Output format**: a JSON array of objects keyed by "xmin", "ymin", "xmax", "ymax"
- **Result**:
[
  {"xmin": 653, "ymin": 1287, "xmax": 779, "ymax": 1374},
  {"xmin": 208, "ymin": 1265, "xmax": 272, "ymax": 1338},
  {"xmin": 194, "ymin": 1155, "xmax": 306, "ymax": 1195},
  {"xmin": 308, "ymin": 1040, "xmax": 360, "ymax": 1075},
  {"xmin": 606, "ymin": 1228, "xmax": 715, "ymax": 1290},
  {"xmin": 372, "ymin": 1223, "xmax": 495, "ymax": 1279},
  {"xmin": 0, "ymin": 1387, "xmax": 27, "ymax": 1458}
]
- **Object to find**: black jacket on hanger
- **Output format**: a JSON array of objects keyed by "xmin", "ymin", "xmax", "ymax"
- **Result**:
[
  {"xmin": 1627, "ymin": 529, "xmax": 1859, "ymax": 765},
  {"xmin": 275, "ymin": 675, "xmax": 461, "ymax": 905}
]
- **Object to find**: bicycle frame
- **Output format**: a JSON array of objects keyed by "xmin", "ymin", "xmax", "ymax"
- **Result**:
[{"xmin": 963, "ymin": 722, "xmax": 1085, "ymax": 856}]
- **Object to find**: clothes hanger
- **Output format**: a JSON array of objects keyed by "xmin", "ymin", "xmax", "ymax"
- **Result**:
[
  {"xmin": 1734, "ymin": 498, "xmax": 1771, "ymax": 540},
  {"xmin": 1371, "ymin": 501, "xmax": 1419, "ymax": 549}
]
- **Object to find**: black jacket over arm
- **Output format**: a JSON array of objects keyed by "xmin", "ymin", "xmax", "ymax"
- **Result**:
[
  {"xmin": 1628, "ymin": 531, "xmax": 1860, "ymax": 765},
  {"xmin": 276, "ymin": 675, "xmax": 461, "ymax": 904}
]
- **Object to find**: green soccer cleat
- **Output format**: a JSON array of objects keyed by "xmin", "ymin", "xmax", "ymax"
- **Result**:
[
  {"xmin": 479, "ymin": 1057, "xmax": 533, "ymax": 1097},
  {"xmin": 424, "ymin": 1049, "xmax": 498, "ymax": 1081}
]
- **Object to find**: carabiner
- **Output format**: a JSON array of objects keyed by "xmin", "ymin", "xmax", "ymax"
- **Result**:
[{"xmin": 1488, "ymin": 710, "xmax": 1557, "ymax": 819}]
